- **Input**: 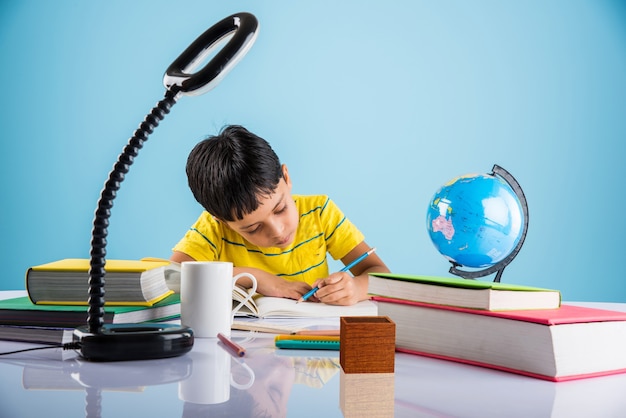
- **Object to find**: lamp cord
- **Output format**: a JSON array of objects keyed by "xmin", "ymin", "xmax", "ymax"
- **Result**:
[
  {"xmin": 87, "ymin": 88, "xmax": 180, "ymax": 333},
  {"xmin": 0, "ymin": 341, "xmax": 82, "ymax": 356}
]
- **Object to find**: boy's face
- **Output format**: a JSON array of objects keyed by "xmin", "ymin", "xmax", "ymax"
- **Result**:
[{"xmin": 225, "ymin": 165, "xmax": 299, "ymax": 249}]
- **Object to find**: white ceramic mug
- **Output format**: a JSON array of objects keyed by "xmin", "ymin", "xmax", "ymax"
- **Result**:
[
  {"xmin": 178, "ymin": 339, "xmax": 255, "ymax": 405},
  {"xmin": 180, "ymin": 261, "xmax": 257, "ymax": 338}
]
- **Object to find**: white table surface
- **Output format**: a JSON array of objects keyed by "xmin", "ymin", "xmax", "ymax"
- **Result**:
[{"xmin": 1, "ymin": 290, "xmax": 625, "ymax": 418}]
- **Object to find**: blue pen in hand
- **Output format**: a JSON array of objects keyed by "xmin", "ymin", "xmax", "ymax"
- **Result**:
[{"xmin": 297, "ymin": 247, "xmax": 376, "ymax": 303}]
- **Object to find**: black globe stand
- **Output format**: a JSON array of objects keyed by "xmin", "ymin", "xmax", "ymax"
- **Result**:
[
  {"xmin": 448, "ymin": 164, "xmax": 529, "ymax": 283},
  {"xmin": 73, "ymin": 12, "xmax": 259, "ymax": 361}
]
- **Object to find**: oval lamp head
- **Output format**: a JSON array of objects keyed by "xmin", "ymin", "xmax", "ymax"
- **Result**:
[{"xmin": 163, "ymin": 12, "xmax": 259, "ymax": 97}]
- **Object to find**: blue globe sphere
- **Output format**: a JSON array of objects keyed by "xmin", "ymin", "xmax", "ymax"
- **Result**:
[{"xmin": 426, "ymin": 172, "xmax": 525, "ymax": 269}]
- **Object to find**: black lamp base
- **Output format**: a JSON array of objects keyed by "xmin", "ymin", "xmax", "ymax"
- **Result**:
[{"xmin": 73, "ymin": 323, "xmax": 194, "ymax": 362}]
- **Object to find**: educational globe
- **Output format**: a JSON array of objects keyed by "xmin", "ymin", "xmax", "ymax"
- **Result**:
[{"xmin": 426, "ymin": 171, "xmax": 525, "ymax": 270}]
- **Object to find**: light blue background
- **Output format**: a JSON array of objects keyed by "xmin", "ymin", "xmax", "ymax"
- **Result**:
[{"xmin": 1, "ymin": 1, "xmax": 625, "ymax": 302}]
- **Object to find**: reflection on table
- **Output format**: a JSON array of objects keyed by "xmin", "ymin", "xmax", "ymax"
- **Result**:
[
  {"xmin": 0, "ymin": 332, "xmax": 346, "ymax": 418},
  {"xmin": 1, "ymin": 304, "xmax": 626, "ymax": 417},
  {"xmin": 181, "ymin": 335, "xmax": 342, "ymax": 417}
]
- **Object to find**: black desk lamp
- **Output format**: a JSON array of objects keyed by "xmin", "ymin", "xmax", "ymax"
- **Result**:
[{"xmin": 72, "ymin": 12, "xmax": 259, "ymax": 361}]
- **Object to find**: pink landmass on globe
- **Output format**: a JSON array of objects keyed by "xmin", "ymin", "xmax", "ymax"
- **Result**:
[{"xmin": 432, "ymin": 216, "xmax": 455, "ymax": 240}]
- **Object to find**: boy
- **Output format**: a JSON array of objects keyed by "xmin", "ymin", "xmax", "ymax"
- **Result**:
[{"xmin": 171, "ymin": 125, "xmax": 389, "ymax": 306}]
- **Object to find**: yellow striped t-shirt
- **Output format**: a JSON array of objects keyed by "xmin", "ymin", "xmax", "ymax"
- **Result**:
[{"xmin": 172, "ymin": 195, "xmax": 364, "ymax": 285}]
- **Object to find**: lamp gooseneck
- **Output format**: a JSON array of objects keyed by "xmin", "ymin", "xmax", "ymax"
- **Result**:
[{"xmin": 87, "ymin": 89, "xmax": 179, "ymax": 333}]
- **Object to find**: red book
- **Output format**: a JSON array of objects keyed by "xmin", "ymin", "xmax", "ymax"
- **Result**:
[{"xmin": 372, "ymin": 296, "xmax": 626, "ymax": 381}]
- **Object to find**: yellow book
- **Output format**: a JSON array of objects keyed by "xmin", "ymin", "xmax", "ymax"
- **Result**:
[{"xmin": 25, "ymin": 258, "xmax": 178, "ymax": 306}]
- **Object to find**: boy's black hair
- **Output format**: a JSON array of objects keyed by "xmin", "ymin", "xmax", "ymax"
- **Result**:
[{"xmin": 186, "ymin": 125, "xmax": 283, "ymax": 221}]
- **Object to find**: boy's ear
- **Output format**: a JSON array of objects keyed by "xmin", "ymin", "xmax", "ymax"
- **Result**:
[{"xmin": 282, "ymin": 164, "xmax": 292, "ymax": 189}]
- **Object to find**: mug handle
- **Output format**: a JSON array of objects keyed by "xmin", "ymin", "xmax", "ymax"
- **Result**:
[{"xmin": 231, "ymin": 273, "xmax": 258, "ymax": 317}]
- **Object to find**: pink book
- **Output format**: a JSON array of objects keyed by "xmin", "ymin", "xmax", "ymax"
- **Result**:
[{"xmin": 372, "ymin": 296, "xmax": 626, "ymax": 381}]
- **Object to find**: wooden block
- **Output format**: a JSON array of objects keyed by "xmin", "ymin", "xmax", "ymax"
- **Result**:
[
  {"xmin": 340, "ymin": 316, "xmax": 395, "ymax": 373},
  {"xmin": 339, "ymin": 370, "xmax": 395, "ymax": 417}
]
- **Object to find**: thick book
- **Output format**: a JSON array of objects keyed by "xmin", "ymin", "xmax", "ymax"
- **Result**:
[
  {"xmin": 232, "ymin": 286, "xmax": 377, "ymax": 318},
  {"xmin": 25, "ymin": 258, "xmax": 179, "ymax": 306},
  {"xmin": 0, "ymin": 294, "xmax": 180, "ymax": 329},
  {"xmin": 372, "ymin": 296, "xmax": 626, "ymax": 381},
  {"xmin": 368, "ymin": 273, "xmax": 561, "ymax": 311}
]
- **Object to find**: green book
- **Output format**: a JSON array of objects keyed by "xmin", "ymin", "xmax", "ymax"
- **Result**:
[
  {"xmin": 368, "ymin": 273, "xmax": 561, "ymax": 311},
  {"xmin": 0, "ymin": 294, "xmax": 180, "ymax": 328}
]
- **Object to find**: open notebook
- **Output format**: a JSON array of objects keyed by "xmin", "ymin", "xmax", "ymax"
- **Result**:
[{"xmin": 232, "ymin": 286, "xmax": 377, "ymax": 318}]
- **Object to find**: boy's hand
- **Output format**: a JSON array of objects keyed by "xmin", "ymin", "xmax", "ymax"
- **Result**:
[
  {"xmin": 264, "ymin": 278, "xmax": 312, "ymax": 301},
  {"xmin": 243, "ymin": 269, "xmax": 312, "ymax": 301},
  {"xmin": 312, "ymin": 272, "xmax": 364, "ymax": 306}
]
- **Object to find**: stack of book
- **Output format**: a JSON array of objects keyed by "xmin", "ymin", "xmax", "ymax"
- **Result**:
[
  {"xmin": 0, "ymin": 258, "xmax": 380, "ymax": 345},
  {"xmin": 368, "ymin": 272, "xmax": 626, "ymax": 382},
  {"xmin": 0, "ymin": 258, "xmax": 181, "ymax": 345}
]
